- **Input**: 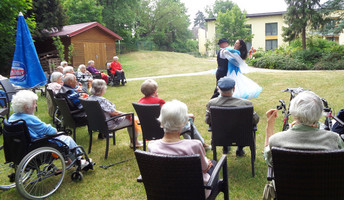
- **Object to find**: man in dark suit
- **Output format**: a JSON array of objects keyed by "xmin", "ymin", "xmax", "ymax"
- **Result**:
[
  {"xmin": 205, "ymin": 77, "xmax": 259, "ymax": 156},
  {"xmin": 211, "ymin": 38, "xmax": 230, "ymax": 99}
]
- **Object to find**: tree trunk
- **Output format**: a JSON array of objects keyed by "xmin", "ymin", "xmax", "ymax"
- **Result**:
[{"xmin": 302, "ymin": 27, "xmax": 307, "ymax": 50}]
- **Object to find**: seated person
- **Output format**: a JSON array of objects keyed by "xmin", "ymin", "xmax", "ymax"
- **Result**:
[
  {"xmin": 55, "ymin": 66, "xmax": 64, "ymax": 74},
  {"xmin": 264, "ymin": 91, "xmax": 344, "ymax": 167},
  {"xmin": 76, "ymin": 64, "xmax": 93, "ymax": 90},
  {"xmin": 205, "ymin": 77, "xmax": 259, "ymax": 156},
  {"xmin": 88, "ymin": 79, "xmax": 142, "ymax": 147},
  {"xmin": 46, "ymin": 72, "xmax": 63, "ymax": 117},
  {"xmin": 110, "ymin": 56, "xmax": 126, "ymax": 85},
  {"xmin": 60, "ymin": 61, "xmax": 68, "ymax": 68},
  {"xmin": 87, "ymin": 60, "xmax": 109, "ymax": 84},
  {"xmin": 56, "ymin": 73, "xmax": 87, "ymax": 123},
  {"xmin": 139, "ymin": 79, "xmax": 211, "ymax": 150},
  {"xmin": 148, "ymin": 100, "xmax": 216, "ymax": 198},
  {"xmin": 9, "ymin": 90, "xmax": 91, "ymax": 167},
  {"xmin": 0, "ymin": 90, "xmax": 6, "ymax": 108},
  {"xmin": 331, "ymin": 109, "xmax": 344, "ymax": 136}
]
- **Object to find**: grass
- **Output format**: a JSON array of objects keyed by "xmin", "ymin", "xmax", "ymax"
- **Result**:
[{"xmin": 1, "ymin": 51, "xmax": 344, "ymax": 199}]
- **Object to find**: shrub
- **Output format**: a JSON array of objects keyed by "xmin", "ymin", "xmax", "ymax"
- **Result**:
[
  {"xmin": 253, "ymin": 55, "xmax": 307, "ymax": 70},
  {"xmin": 292, "ymin": 49, "xmax": 323, "ymax": 66}
]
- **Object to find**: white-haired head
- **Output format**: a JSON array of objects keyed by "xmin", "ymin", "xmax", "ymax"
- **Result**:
[
  {"xmin": 50, "ymin": 72, "xmax": 63, "ymax": 83},
  {"xmin": 78, "ymin": 64, "xmax": 86, "ymax": 72},
  {"xmin": 90, "ymin": 79, "xmax": 107, "ymax": 96},
  {"xmin": 158, "ymin": 100, "xmax": 189, "ymax": 133},
  {"xmin": 289, "ymin": 91, "xmax": 324, "ymax": 126},
  {"xmin": 113, "ymin": 56, "xmax": 119, "ymax": 61},
  {"xmin": 63, "ymin": 66, "xmax": 74, "ymax": 75},
  {"xmin": 60, "ymin": 61, "xmax": 68, "ymax": 67},
  {"xmin": 141, "ymin": 79, "xmax": 158, "ymax": 97},
  {"xmin": 11, "ymin": 90, "xmax": 38, "ymax": 114},
  {"xmin": 88, "ymin": 60, "xmax": 94, "ymax": 66}
]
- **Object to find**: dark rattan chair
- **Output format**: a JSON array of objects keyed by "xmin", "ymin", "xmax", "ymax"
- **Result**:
[
  {"xmin": 132, "ymin": 102, "xmax": 194, "ymax": 151},
  {"xmin": 267, "ymin": 147, "xmax": 344, "ymax": 199},
  {"xmin": 80, "ymin": 99, "xmax": 136, "ymax": 159},
  {"xmin": 132, "ymin": 103, "xmax": 164, "ymax": 151},
  {"xmin": 135, "ymin": 150, "xmax": 228, "ymax": 200},
  {"xmin": 0, "ymin": 79, "xmax": 19, "ymax": 118},
  {"xmin": 54, "ymin": 97, "xmax": 88, "ymax": 142},
  {"xmin": 210, "ymin": 106, "xmax": 256, "ymax": 177}
]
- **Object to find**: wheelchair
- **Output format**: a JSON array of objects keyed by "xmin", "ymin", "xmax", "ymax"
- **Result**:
[{"xmin": 0, "ymin": 117, "xmax": 94, "ymax": 199}]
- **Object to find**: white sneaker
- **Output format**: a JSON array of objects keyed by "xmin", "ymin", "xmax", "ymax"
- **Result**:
[
  {"xmin": 80, "ymin": 158, "xmax": 92, "ymax": 169},
  {"xmin": 130, "ymin": 141, "xmax": 143, "ymax": 148}
]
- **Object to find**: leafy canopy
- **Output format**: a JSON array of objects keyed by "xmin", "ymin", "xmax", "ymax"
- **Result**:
[
  {"xmin": 216, "ymin": 5, "xmax": 253, "ymax": 45},
  {"xmin": 62, "ymin": 0, "xmax": 103, "ymax": 25}
]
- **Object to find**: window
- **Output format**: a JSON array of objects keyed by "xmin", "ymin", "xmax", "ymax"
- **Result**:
[
  {"xmin": 266, "ymin": 23, "xmax": 278, "ymax": 36},
  {"xmin": 266, "ymin": 40, "xmax": 278, "ymax": 51}
]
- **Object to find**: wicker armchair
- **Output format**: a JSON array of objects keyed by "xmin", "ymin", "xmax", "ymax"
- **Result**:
[
  {"xmin": 135, "ymin": 150, "xmax": 228, "ymax": 200},
  {"xmin": 267, "ymin": 147, "xmax": 344, "ymax": 199}
]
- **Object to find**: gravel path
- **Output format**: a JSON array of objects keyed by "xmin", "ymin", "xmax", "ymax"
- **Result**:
[{"xmin": 127, "ymin": 64, "xmax": 341, "ymax": 82}]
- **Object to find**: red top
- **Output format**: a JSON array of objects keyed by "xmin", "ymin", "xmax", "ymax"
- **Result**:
[
  {"xmin": 110, "ymin": 61, "xmax": 122, "ymax": 74},
  {"xmin": 138, "ymin": 96, "xmax": 166, "ymax": 107}
]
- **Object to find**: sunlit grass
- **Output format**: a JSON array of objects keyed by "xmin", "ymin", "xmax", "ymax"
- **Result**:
[{"xmin": 1, "ymin": 51, "xmax": 344, "ymax": 199}]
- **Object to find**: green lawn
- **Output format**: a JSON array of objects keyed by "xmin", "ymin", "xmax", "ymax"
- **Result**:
[{"xmin": 1, "ymin": 51, "xmax": 344, "ymax": 199}]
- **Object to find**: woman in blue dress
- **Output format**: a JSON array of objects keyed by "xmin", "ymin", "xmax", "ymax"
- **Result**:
[{"xmin": 222, "ymin": 39, "xmax": 262, "ymax": 99}]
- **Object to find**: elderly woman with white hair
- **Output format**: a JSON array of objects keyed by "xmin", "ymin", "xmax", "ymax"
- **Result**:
[
  {"xmin": 46, "ymin": 72, "xmax": 63, "ymax": 117},
  {"xmin": 109, "ymin": 56, "xmax": 126, "ymax": 85},
  {"xmin": 87, "ymin": 79, "xmax": 142, "ymax": 147},
  {"xmin": 9, "ymin": 90, "xmax": 91, "ymax": 167},
  {"xmin": 76, "ymin": 64, "xmax": 93, "ymax": 90},
  {"xmin": 148, "ymin": 100, "xmax": 215, "ymax": 197},
  {"xmin": 264, "ymin": 91, "xmax": 344, "ymax": 166},
  {"xmin": 87, "ymin": 60, "xmax": 109, "ymax": 84}
]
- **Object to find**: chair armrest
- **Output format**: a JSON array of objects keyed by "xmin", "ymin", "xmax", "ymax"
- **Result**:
[
  {"xmin": 205, "ymin": 155, "xmax": 227, "ymax": 189},
  {"xmin": 267, "ymin": 166, "xmax": 274, "ymax": 181},
  {"xmin": 105, "ymin": 112, "xmax": 134, "ymax": 122},
  {"xmin": 137, "ymin": 175, "xmax": 143, "ymax": 182},
  {"xmin": 32, "ymin": 132, "xmax": 66, "ymax": 143}
]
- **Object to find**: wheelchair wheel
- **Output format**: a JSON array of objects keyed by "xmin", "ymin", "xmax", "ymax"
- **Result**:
[
  {"xmin": 71, "ymin": 171, "xmax": 83, "ymax": 181},
  {"xmin": 0, "ymin": 145, "xmax": 16, "ymax": 190},
  {"xmin": 15, "ymin": 147, "xmax": 66, "ymax": 199}
]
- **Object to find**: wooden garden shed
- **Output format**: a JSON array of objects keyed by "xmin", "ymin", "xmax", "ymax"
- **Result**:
[{"xmin": 35, "ymin": 22, "xmax": 122, "ymax": 71}]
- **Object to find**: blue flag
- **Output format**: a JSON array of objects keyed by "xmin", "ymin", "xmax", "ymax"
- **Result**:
[{"xmin": 10, "ymin": 12, "xmax": 46, "ymax": 88}]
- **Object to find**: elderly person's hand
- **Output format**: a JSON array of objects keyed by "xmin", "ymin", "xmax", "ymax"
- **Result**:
[{"xmin": 266, "ymin": 109, "xmax": 278, "ymax": 125}]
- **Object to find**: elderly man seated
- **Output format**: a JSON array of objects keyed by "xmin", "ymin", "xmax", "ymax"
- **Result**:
[
  {"xmin": 264, "ymin": 91, "xmax": 344, "ymax": 167},
  {"xmin": 56, "ymin": 73, "xmax": 87, "ymax": 123},
  {"xmin": 205, "ymin": 77, "xmax": 259, "ymax": 156}
]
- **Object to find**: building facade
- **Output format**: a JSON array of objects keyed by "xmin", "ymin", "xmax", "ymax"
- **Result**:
[{"xmin": 199, "ymin": 11, "xmax": 344, "ymax": 56}]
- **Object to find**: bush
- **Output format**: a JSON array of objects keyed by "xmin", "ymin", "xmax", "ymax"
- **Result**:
[
  {"xmin": 253, "ymin": 55, "xmax": 307, "ymax": 70},
  {"xmin": 292, "ymin": 49, "xmax": 323, "ymax": 67}
]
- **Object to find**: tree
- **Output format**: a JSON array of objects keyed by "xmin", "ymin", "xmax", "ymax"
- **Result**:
[
  {"xmin": 135, "ymin": 0, "xmax": 191, "ymax": 51},
  {"xmin": 282, "ymin": 0, "xmax": 324, "ymax": 49},
  {"xmin": 98, "ymin": 0, "xmax": 139, "ymax": 40},
  {"xmin": 205, "ymin": 0, "xmax": 235, "ymax": 18},
  {"xmin": 30, "ymin": 0, "xmax": 67, "ymax": 38},
  {"xmin": 320, "ymin": 0, "xmax": 344, "ymax": 35},
  {"xmin": 62, "ymin": 0, "xmax": 103, "ymax": 25},
  {"xmin": 194, "ymin": 10, "xmax": 205, "ymax": 28},
  {"xmin": 216, "ymin": 5, "xmax": 253, "ymax": 45},
  {"xmin": 0, "ymin": 0, "xmax": 35, "ymax": 74}
]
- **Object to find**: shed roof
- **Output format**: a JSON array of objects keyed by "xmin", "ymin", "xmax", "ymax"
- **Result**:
[{"xmin": 50, "ymin": 22, "xmax": 122, "ymax": 40}]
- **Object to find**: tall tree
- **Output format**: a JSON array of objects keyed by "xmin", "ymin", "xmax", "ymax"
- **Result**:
[
  {"xmin": 98, "ymin": 0, "xmax": 139, "ymax": 40},
  {"xmin": 62, "ymin": 0, "xmax": 103, "ymax": 25},
  {"xmin": 205, "ymin": 0, "xmax": 235, "ymax": 18},
  {"xmin": 0, "ymin": 0, "xmax": 35, "ymax": 74},
  {"xmin": 282, "ymin": 0, "xmax": 324, "ymax": 49},
  {"xmin": 136, "ymin": 0, "xmax": 191, "ymax": 51},
  {"xmin": 320, "ymin": 0, "xmax": 344, "ymax": 35},
  {"xmin": 194, "ymin": 10, "xmax": 205, "ymax": 28},
  {"xmin": 216, "ymin": 5, "xmax": 252, "ymax": 45},
  {"xmin": 30, "ymin": 0, "xmax": 67, "ymax": 38}
]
